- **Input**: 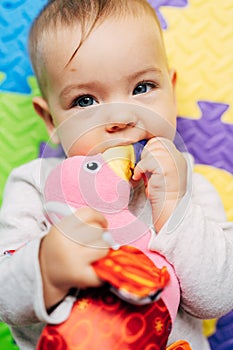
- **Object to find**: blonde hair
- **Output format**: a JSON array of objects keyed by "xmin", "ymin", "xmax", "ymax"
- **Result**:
[{"xmin": 29, "ymin": 0, "xmax": 162, "ymax": 96}]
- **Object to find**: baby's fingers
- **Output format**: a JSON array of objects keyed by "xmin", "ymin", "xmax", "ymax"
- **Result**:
[
  {"xmin": 132, "ymin": 162, "xmax": 144, "ymax": 181},
  {"xmin": 132, "ymin": 155, "xmax": 160, "ymax": 182}
]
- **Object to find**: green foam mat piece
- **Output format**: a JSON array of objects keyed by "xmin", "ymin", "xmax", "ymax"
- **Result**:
[
  {"xmin": 0, "ymin": 77, "xmax": 49, "ymax": 205},
  {"xmin": 0, "ymin": 323, "xmax": 19, "ymax": 349}
]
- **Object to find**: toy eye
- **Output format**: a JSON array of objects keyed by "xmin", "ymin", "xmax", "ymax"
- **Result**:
[{"xmin": 84, "ymin": 161, "xmax": 101, "ymax": 173}]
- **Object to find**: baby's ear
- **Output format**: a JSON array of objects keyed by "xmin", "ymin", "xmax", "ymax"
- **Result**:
[
  {"xmin": 32, "ymin": 96, "xmax": 60, "ymax": 144},
  {"xmin": 169, "ymin": 68, "xmax": 177, "ymax": 111},
  {"xmin": 169, "ymin": 68, "xmax": 177, "ymax": 88}
]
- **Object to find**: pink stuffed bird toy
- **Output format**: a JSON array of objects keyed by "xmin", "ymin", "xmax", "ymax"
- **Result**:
[{"xmin": 37, "ymin": 143, "xmax": 191, "ymax": 350}]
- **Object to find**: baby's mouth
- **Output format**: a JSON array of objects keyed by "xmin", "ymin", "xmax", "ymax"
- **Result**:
[{"xmin": 103, "ymin": 138, "xmax": 147, "ymax": 152}]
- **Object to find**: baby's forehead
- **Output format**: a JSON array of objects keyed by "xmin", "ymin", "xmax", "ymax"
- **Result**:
[
  {"xmin": 54, "ymin": 8, "xmax": 158, "ymax": 31},
  {"xmin": 45, "ymin": 11, "xmax": 161, "ymax": 49},
  {"xmin": 39, "ymin": 10, "xmax": 164, "ymax": 95},
  {"xmin": 43, "ymin": 11, "xmax": 161, "ymax": 54}
]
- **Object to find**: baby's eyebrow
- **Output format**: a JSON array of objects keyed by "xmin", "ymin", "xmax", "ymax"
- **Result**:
[
  {"xmin": 127, "ymin": 67, "xmax": 162, "ymax": 82},
  {"xmin": 59, "ymin": 84, "xmax": 87, "ymax": 100},
  {"xmin": 59, "ymin": 82, "xmax": 100, "ymax": 100}
]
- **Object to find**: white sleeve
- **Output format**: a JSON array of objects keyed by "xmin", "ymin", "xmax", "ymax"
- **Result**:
[
  {"xmin": 0, "ymin": 158, "xmax": 73, "ymax": 326},
  {"xmin": 150, "ymin": 167, "xmax": 233, "ymax": 319}
]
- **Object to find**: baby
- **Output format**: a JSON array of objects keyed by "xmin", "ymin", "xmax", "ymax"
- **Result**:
[{"xmin": 0, "ymin": 1, "xmax": 233, "ymax": 349}]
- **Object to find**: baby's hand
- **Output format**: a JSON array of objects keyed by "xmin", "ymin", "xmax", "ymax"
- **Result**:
[
  {"xmin": 132, "ymin": 137, "xmax": 187, "ymax": 232},
  {"xmin": 39, "ymin": 207, "xmax": 110, "ymax": 309}
]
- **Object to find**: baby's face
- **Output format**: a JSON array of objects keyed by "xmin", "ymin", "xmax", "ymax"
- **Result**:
[{"xmin": 39, "ymin": 13, "xmax": 177, "ymax": 156}]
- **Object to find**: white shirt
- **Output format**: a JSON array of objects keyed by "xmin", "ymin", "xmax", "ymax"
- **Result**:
[{"xmin": 0, "ymin": 156, "xmax": 232, "ymax": 350}]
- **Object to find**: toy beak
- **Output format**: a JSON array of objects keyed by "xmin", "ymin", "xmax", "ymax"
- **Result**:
[{"xmin": 102, "ymin": 145, "xmax": 135, "ymax": 181}]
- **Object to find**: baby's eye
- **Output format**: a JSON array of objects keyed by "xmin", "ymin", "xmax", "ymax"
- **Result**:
[
  {"xmin": 133, "ymin": 82, "xmax": 155, "ymax": 95},
  {"xmin": 72, "ymin": 95, "xmax": 97, "ymax": 108}
]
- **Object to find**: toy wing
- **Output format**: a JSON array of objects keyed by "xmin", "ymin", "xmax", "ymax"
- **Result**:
[{"xmin": 92, "ymin": 245, "xmax": 170, "ymax": 305}]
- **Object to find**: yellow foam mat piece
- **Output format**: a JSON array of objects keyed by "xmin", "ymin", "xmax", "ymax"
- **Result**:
[{"xmin": 162, "ymin": 0, "xmax": 233, "ymax": 124}]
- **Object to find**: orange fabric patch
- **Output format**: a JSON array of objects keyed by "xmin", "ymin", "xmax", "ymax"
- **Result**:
[
  {"xmin": 92, "ymin": 245, "xmax": 170, "ymax": 300},
  {"xmin": 166, "ymin": 340, "xmax": 192, "ymax": 350}
]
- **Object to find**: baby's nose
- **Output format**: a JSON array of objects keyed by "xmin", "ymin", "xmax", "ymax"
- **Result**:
[
  {"xmin": 100, "ymin": 102, "xmax": 138, "ymax": 132},
  {"xmin": 106, "ymin": 120, "xmax": 136, "ymax": 133}
]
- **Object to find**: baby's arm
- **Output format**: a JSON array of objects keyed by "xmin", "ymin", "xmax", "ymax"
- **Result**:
[
  {"xmin": 0, "ymin": 159, "xmax": 109, "ymax": 326},
  {"xmin": 151, "ymin": 164, "xmax": 233, "ymax": 319},
  {"xmin": 133, "ymin": 137, "xmax": 233, "ymax": 318},
  {"xmin": 0, "ymin": 160, "xmax": 52, "ymax": 325}
]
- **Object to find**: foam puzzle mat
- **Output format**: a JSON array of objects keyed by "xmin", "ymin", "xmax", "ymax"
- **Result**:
[{"xmin": 0, "ymin": 0, "xmax": 233, "ymax": 349}]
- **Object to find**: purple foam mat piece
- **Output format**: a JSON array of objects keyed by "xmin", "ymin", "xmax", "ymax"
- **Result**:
[
  {"xmin": 39, "ymin": 142, "xmax": 65, "ymax": 159},
  {"xmin": 177, "ymin": 100, "xmax": 233, "ymax": 174},
  {"xmin": 208, "ymin": 310, "xmax": 233, "ymax": 350},
  {"xmin": 148, "ymin": 0, "xmax": 188, "ymax": 29}
]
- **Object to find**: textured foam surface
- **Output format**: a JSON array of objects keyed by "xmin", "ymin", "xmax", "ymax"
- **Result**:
[{"xmin": 0, "ymin": 0, "xmax": 233, "ymax": 349}]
